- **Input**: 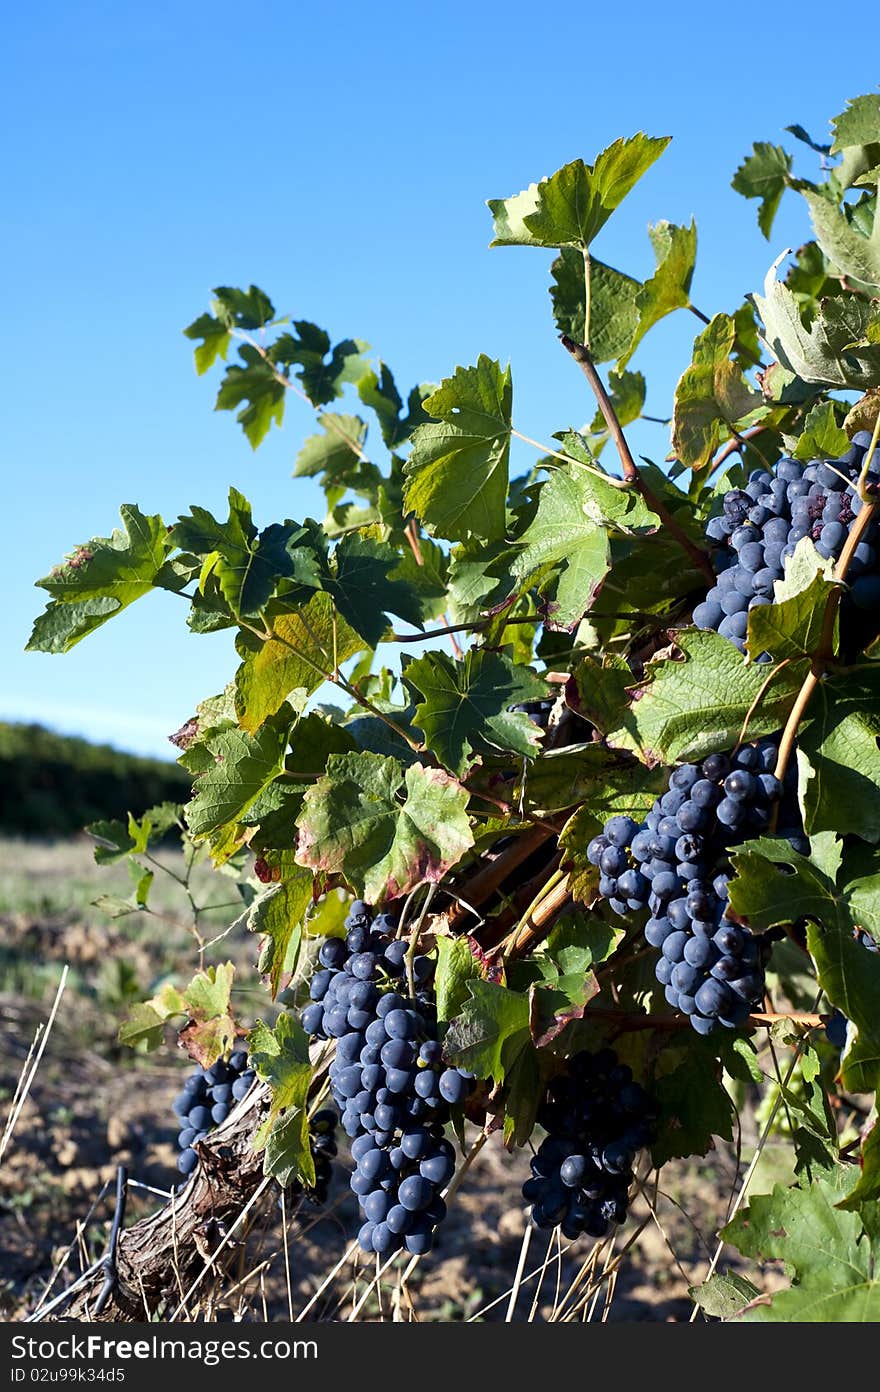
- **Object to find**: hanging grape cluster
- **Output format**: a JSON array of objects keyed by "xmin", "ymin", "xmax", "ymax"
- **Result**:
[
  {"xmin": 588, "ymin": 742, "xmax": 796, "ymax": 1033},
  {"xmin": 523, "ymin": 1048, "xmax": 656, "ymax": 1240},
  {"xmin": 172, "ymin": 1048, "xmax": 256, "ymax": 1176},
  {"xmin": 695, "ymin": 432, "xmax": 879, "ymax": 655},
  {"xmin": 301, "ymin": 900, "xmax": 474, "ymax": 1256}
]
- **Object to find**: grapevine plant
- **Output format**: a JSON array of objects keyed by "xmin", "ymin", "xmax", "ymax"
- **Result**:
[{"xmin": 29, "ymin": 90, "xmax": 880, "ymax": 1320}]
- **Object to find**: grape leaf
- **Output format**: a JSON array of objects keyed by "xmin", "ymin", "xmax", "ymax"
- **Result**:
[
  {"xmin": 292, "ymin": 414, "xmax": 369, "ymax": 482},
  {"xmin": 549, "ymin": 251, "xmax": 641, "ymax": 361},
  {"xmin": 731, "ymin": 143, "xmax": 793, "ymax": 238},
  {"xmin": 244, "ymin": 851, "xmax": 314, "ymax": 998},
  {"xmin": 183, "ymin": 313, "xmax": 232, "ymax": 375},
  {"xmin": 357, "ymin": 363, "xmax": 432, "ymax": 449},
  {"xmin": 624, "ymin": 630, "xmax": 805, "ymax": 765},
  {"xmin": 404, "ymin": 357, "xmax": 512, "ymax": 544},
  {"xmin": 403, "ymin": 648, "xmax": 547, "ymax": 776},
  {"xmin": 234, "ymin": 593, "xmax": 363, "ymax": 733},
  {"xmin": 172, "ymin": 489, "xmax": 303, "ymax": 619},
  {"xmin": 586, "ymin": 370, "xmax": 646, "ymax": 451},
  {"xmin": 272, "ymin": 321, "xmax": 370, "ymax": 408},
  {"xmin": 690, "ymin": 1271, "xmax": 761, "ymax": 1320},
  {"xmin": 509, "ymin": 466, "xmax": 611, "ymax": 629},
  {"xmin": 248, "ymin": 1012, "xmax": 314, "ymax": 1187},
  {"xmin": 186, "ymin": 711, "xmax": 295, "ymax": 839},
  {"xmin": 798, "ymin": 666, "xmax": 880, "ymax": 841},
  {"xmin": 210, "ymin": 284, "xmax": 276, "ymax": 330},
  {"xmin": 488, "ymin": 136, "xmax": 670, "ymax": 251},
  {"xmin": 28, "ymin": 506, "xmax": 171, "ymax": 653},
  {"xmin": 791, "ymin": 400, "xmax": 851, "ymax": 461},
  {"xmin": 326, "ymin": 532, "xmax": 424, "ymax": 646},
  {"xmin": 802, "ymin": 189, "xmax": 880, "ymax": 290},
  {"xmin": 831, "ymin": 94, "xmax": 880, "ymax": 153},
  {"xmin": 619, "ymin": 220, "xmax": 698, "ymax": 367},
  {"xmin": 443, "ymin": 979, "xmax": 532, "ymax": 1084},
  {"xmin": 178, "ymin": 962, "xmax": 237, "ymax": 1066},
  {"xmin": 215, "ymin": 345, "xmax": 287, "ymax": 448},
  {"xmin": 672, "ymin": 314, "xmax": 763, "ymax": 469},
  {"xmin": 295, "ymin": 752, "xmax": 473, "ymax": 902},
  {"xmin": 435, "ymin": 936, "xmax": 482, "ymax": 1026},
  {"xmin": 752, "ymin": 264, "xmax": 880, "ymax": 390},
  {"xmin": 651, "ymin": 1036, "xmax": 735, "ymax": 1166},
  {"xmin": 838, "ymin": 1115, "xmax": 880, "ymax": 1210},
  {"xmin": 722, "ymin": 1172, "xmax": 880, "ymax": 1321}
]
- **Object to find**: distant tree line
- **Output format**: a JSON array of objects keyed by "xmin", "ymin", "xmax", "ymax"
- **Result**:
[{"xmin": 0, "ymin": 723, "xmax": 191, "ymax": 835}]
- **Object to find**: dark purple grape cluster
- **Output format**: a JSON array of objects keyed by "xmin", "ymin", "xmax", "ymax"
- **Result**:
[
  {"xmin": 587, "ymin": 742, "xmax": 790, "ymax": 1033},
  {"xmin": 522, "ymin": 1049, "xmax": 656, "ymax": 1241},
  {"xmin": 696, "ymin": 432, "xmax": 879, "ymax": 655},
  {"xmin": 301, "ymin": 899, "xmax": 474, "ymax": 1257},
  {"xmin": 172, "ymin": 1048, "xmax": 255, "ymax": 1177}
]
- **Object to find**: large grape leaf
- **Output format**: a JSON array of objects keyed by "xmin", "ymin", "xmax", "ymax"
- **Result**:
[
  {"xmin": 292, "ymin": 413, "xmax": 369, "ymax": 483},
  {"xmin": 186, "ymin": 711, "xmax": 295, "ymax": 839},
  {"xmin": 802, "ymin": 189, "xmax": 880, "ymax": 290},
  {"xmin": 549, "ymin": 251, "xmax": 641, "ymax": 361},
  {"xmin": 403, "ymin": 357, "xmax": 512, "ymax": 544},
  {"xmin": 28, "ymin": 506, "xmax": 171, "ymax": 653},
  {"xmin": 650, "ymin": 1035, "xmax": 735, "ymax": 1165},
  {"xmin": 183, "ymin": 284, "xmax": 275, "ymax": 373},
  {"xmin": 619, "ymin": 220, "xmax": 698, "ymax": 366},
  {"xmin": 234, "ymin": 593, "xmax": 363, "ymax": 733},
  {"xmin": 832, "ymin": 94, "xmax": 880, "ymax": 153},
  {"xmin": 727, "ymin": 834, "xmax": 880, "ymax": 1094},
  {"xmin": 172, "ymin": 489, "xmax": 304, "ymax": 618},
  {"xmin": 752, "ymin": 264, "xmax": 880, "ymax": 390},
  {"xmin": 488, "ymin": 136, "xmax": 670, "ymax": 250},
  {"xmin": 721, "ymin": 1172, "xmax": 880, "ymax": 1321},
  {"xmin": 403, "ymin": 648, "xmax": 547, "ymax": 776},
  {"xmin": 326, "ymin": 532, "xmax": 424, "ymax": 645},
  {"xmin": 243, "ymin": 851, "xmax": 314, "ymax": 998},
  {"xmin": 798, "ymin": 664, "xmax": 880, "ymax": 841},
  {"xmin": 731, "ymin": 143, "xmax": 793, "ymax": 238},
  {"xmin": 295, "ymin": 751, "xmax": 473, "ymax": 902},
  {"xmin": 622, "ymin": 630, "xmax": 805, "ymax": 765},
  {"xmin": 672, "ymin": 314, "xmax": 763, "ymax": 468},
  {"xmin": 248, "ymin": 1012, "xmax": 314, "ymax": 1187},
  {"xmin": 272, "ymin": 321, "xmax": 370, "ymax": 408}
]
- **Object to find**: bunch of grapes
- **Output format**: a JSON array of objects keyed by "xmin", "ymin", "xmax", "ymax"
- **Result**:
[
  {"xmin": 301, "ymin": 899, "xmax": 474, "ymax": 1256},
  {"xmin": 172, "ymin": 1048, "xmax": 256, "ymax": 1177},
  {"xmin": 695, "ymin": 432, "xmax": 879, "ymax": 655},
  {"xmin": 522, "ymin": 1049, "xmax": 656, "ymax": 1240},
  {"xmin": 587, "ymin": 742, "xmax": 792, "ymax": 1033}
]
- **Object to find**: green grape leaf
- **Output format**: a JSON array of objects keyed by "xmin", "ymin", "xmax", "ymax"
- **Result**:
[
  {"xmin": 183, "ymin": 313, "xmax": 232, "ymax": 375},
  {"xmin": 802, "ymin": 189, "xmax": 880, "ymax": 290},
  {"xmin": 357, "ymin": 364, "xmax": 433, "ymax": 449},
  {"xmin": 690, "ymin": 1271, "xmax": 761, "ymax": 1321},
  {"xmin": 403, "ymin": 648, "xmax": 548, "ymax": 776},
  {"xmin": 404, "ymin": 357, "xmax": 512, "ymax": 544},
  {"xmin": 721, "ymin": 1172, "xmax": 880, "ymax": 1321},
  {"xmin": 210, "ymin": 284, "xmax": 276, "ymax": 330},
  {"xmin": 752, "ymin": 264, "xmax": 880, "ymax": 390},
  {"xmin": 791, "ymin": 400, "xmax": 851, "ymax": 461},
  {"xmin": 515, "ymin": 742, "xmax": 664, "ymax": 819},
  {"xmin": 731, "ymin": 143, "xmax": 794, "ymax": 238},
  {"xmin": 295, "ymin": 751, "xmax": 473, "ymax": 902},
  {"xmin": 172, "ymin": 489, "xmax": 303, "ymax": 619},
  {"xmin": 292, "ymin": 414, "xmax": 369, "ymax": 482},
  {"xmin": 235, "ymin": 593, "xmax": 363, "ymax": 733},
  {"xmin": 672, "ymin": 314, "xmax": 763, "ymax": 469},
  {"xmin": 746, "ymin": 538, "xmax": 837, "ymax": 662},
  {"xmin": 624, "ymin": 630, "xmax": 805, "ymax": 765},
  {"xmin": 327, "ymin": 532, "xmax": 424, "ymax": 646},
  {"xmin": 270, "ymin": 321, "xmax": 370, "ymax": 408},
  {"xmin": 838, "ymin": 1115, "xmax": 880, "ymax": 1210},
  {"xmin": 28, "ymin": 506, "xmax": 171, "ymax": 653},
  {"xmin": 215, "ymin": 345, "xmax": 286, "ymax": 448},
  {"xmin": 186, "ymin": 711, "xmax": 294, "ymax": 839},
  {"xmin": 619, "ymin": 220, "xmax": 698, "ymax": 366},
  {"xmin": 549, "ymin": 251, "xmax": 641, "ymax": 361},
  {"xmin": 435, "ymin": 935, "xmax": 483, "ymax": 1026},
  {"xmin": 390, "ymin": 537, "xmax": 449, "ymax": 623},
  {"xmin": 798, "ymin": 666, "xmax": 880, "ymax": 841},
  {"xmin": 831, "ymin": 94, "xmax": 880, "ymax": 153},
  {"xmin": 807, "ymin": 919, "xmax": 880, "ymax": 1096},
  {"xmin": 244, "ymin": 852, "xmax": 314, "ymax": 998},
  {"xmin": 651, "ymin": 1035, "xmax": 735, "ymax": 1166},
  {"xmin": 488, "ymin": 136, "xmax": 670, "ymax": 250},
  {"xmin": 248, "ymin": 1012, "xmax": 314, "ymax": 1187},
  {"xmin": 509, "ymin": 466, "xmax": 611, "ymax": 629},
  {"xmin": 443, "ymin": 979, "xmax": 532, "ymax": 1085},
  {"xmin": 118, "ymin": 981, "xmax": 186, "ymax": 1051}
]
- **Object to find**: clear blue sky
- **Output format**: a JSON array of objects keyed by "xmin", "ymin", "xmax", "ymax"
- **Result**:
[{"xmin": 3, "ymin": 1, "xmax": 875, "ymax": 759}]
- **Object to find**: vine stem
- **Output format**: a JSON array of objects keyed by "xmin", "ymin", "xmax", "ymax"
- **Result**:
[
  {"xmin": 560, "ymin": 335, "xmax": 716, "ymax": 585},
  {"xmin": 490, "ymin": 871, "xmax": 572, "ymax": 965},
  {"xmin": 773, "ymin": 413, "xmax": 880, "ymax": 784}
]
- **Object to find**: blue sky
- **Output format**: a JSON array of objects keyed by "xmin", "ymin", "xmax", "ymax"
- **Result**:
[{"xmin": 3, "ymin": 1, "xmax": 876, "ymax": 759}]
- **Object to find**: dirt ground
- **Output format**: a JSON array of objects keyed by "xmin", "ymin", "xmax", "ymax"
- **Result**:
[{"xmin": 0, "ymin": 841, "xmax": 787, "ymax": 1323}]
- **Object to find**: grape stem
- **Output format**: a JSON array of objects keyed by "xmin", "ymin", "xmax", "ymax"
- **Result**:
[
  {"xmin": 560, "ymin": 335, "xmax": 717, "ymax": 584},
  {"xmin": 773, "ymin": 412, "xmax": 880, "ymax": 785}
]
